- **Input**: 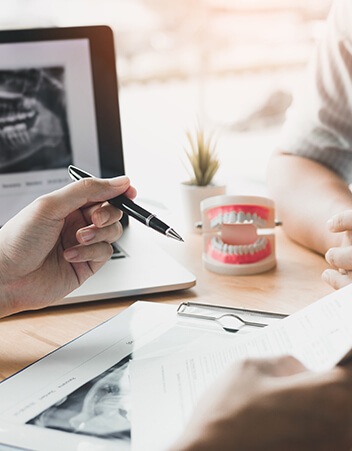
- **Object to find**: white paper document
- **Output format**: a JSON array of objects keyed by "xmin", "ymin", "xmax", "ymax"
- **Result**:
[{"xmin": 130, "ymin": 284, "xmax": 352, "ymax": 451}]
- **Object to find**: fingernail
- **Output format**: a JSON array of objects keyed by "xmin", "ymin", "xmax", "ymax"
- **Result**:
[
  {"xmin": 110, "ymin": 175, "xmax": 129, "ymax": 186},
  {"xmin": 339, "ymin": 268, "xmax": 348, "ymax": 275},
  {"xmin": 64, "ymin": 249, "xmax": 78, "ymax": 261},
  {"xmin": 321, "ymin": 270, "xmax": 329, "ymax": 283},
  {"xmin": 97, "ymin": 210, "xmax": 110, "ymax": 225},
  {"xmin": 80, "ymin": 229, "xmax": 96, "ymax": 242},
  {"xmin": 325, "ymin": 249, "xmax": 332, "ymax": 263}
]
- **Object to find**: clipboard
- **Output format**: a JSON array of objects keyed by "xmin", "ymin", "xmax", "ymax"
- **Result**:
[
  {"xmin": 0, "ymin": 300, "xmax": 287, "ymax": 451},
  {"xmin": 177, "ymin": 301, "xmax": 286, "ymax": 333}
]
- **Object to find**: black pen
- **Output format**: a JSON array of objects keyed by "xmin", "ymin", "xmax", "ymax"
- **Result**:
[{"xmin": 68, "ymin": 165, "xmax": 184, "ymax": 242}]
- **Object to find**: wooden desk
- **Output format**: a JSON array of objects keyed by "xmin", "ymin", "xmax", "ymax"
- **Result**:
[{"xmin": 0, "ymin": 228, "xmax": 332, "ymax": 381}]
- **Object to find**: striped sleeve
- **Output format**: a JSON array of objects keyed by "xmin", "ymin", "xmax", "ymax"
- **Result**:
[{"xmin": 279, "ymin": 0, "xmax": 352, "ymax": 183}]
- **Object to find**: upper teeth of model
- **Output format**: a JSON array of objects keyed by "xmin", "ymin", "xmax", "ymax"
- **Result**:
[{"xmin": 210, "ymin": 211, "xmax": 266, "ymax": 228}]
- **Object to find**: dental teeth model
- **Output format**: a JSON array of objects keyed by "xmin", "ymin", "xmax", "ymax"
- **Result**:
[{"xmin": 200, "ymin": 195, "xmax": 277, "ymax": 275}]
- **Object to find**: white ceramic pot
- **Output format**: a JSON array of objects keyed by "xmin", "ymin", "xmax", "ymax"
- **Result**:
[{"xmin": 180, "ymin": 182, "xmax": 226, "ymax": 233}]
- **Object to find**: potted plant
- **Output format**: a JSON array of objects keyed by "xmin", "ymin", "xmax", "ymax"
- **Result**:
[{"xmin": 181, "ymin": 127, "xmax": 226, "ymax": 232}]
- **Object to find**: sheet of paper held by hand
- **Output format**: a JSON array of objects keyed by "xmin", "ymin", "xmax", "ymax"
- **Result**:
[{"xmin": 130, "ymin": 284, "xmax": 352, "ymax": 451}]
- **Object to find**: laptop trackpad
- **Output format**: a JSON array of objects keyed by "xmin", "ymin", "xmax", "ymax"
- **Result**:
[{"xmin": 111, "ymin": 242, "xmax": 127, "ymax": 259}]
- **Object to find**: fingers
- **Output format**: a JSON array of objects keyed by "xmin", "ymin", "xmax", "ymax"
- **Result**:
[
  {"xmin": 327, "ymin": 210, "xmax": 352, "ymax": 232},
  {"xmin": 76, "ymin": 221, "xmax": 123, "ymax": 246},
  {"xmin": 64, "ymin": 217, "xmax": 123, "ymax": 264},
  {"xmin": 325, "ymin": 245, "xmax": 352, "ymax": 290},
  {"xmin": 83, "ymin": 202, "xmax": 123, "ymax": 228},
  {"xmin": 325, "ymin": 212, "xmax": 352, "ymax": 288},
  {"xmin": 325, "ymin": 208, "xmax": 352, "ymax": 289},
  {"xmin": 235, "ymin": 355, "xmax": 307, "ymax": 379},
  {"xmin": 325, "ymin": 246, "xmax": 352, "ymax": 270},
  {"xmin": 263, "ymin": 355, "xmax": 307, "ymax": 376},
  {"xmin": 322, "ymin": 268, "xmax": 352, "ymax": 290},
  {"xmin": 65, "ymin": 222, "xmax": 123, "ymax": 256},
  {"xmin": 64, "ymin": 241, "xmax": 114, "ymax": 264}
]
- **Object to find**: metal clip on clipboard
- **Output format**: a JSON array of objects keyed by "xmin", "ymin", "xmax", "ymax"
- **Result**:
[{"xmin": 177, "ymin": 301, "xmax": 287, "ymax": 333}]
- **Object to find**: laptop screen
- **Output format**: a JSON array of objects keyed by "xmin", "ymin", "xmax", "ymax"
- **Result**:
[{"xmin": 0, "ymin": 26, "xmax": 126, "ymax": 226}]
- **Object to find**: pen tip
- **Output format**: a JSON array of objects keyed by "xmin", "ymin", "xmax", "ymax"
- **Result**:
[{"xmin": 166, "ymin": 228, "xmax": 184, "ymax": 242}]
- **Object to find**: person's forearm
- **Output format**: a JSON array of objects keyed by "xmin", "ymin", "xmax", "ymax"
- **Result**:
[{"xmin": 267, "ymin": 151, "xmax": 352, "ymax": 255}]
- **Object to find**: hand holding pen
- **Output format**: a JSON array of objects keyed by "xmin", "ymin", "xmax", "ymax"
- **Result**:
[{"xmin": 68, "ymin": 165, "xmax": 184, "ymax": 242}]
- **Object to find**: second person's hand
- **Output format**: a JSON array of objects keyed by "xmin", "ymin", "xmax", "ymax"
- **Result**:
[
  {"xmin": 171, "ymin": 356, "xmax": 352, "ymax": 451},
  {"xmin": 323, "ymin": 210, "xmax": 352, "ymax": 289}
]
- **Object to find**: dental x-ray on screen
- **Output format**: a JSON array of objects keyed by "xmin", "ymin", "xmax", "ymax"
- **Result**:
[{"xmin": 0, "ymin": 67, "xmax": 72, "ymax": 173}]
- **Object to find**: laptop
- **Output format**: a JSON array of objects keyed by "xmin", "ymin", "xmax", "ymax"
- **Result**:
[{"xmin": 0, "ymin": 25, "xmax": 196, "ymax": 305}]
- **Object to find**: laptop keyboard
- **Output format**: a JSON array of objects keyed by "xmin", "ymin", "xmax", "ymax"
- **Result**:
[{"xmin": 111, "ymin": 242, "xmax": 127, "ymax": 259}]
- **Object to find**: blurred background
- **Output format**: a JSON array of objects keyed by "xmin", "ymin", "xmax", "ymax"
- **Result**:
[{"xmin": 0, "ymin": 0, "xmax": 333, "ymax": 199}]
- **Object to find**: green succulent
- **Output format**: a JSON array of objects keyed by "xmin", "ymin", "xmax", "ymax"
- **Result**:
[{"xmin": 184, "ymin": 128, "xmax": 220, "ymax": 186}]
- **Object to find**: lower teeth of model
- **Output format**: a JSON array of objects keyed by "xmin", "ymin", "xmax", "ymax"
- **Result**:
[{"xmin": 211, "ymin": 236, "xmax": 267, "ymax": 254}]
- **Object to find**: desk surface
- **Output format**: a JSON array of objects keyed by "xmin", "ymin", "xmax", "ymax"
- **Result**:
[{"xmin": 0, "ymin": 227, "xmax": 331, "ymax": 381}]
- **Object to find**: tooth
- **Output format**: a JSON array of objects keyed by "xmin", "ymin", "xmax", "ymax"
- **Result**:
[
  {"xmin": 258, "ymin": 239, "xmax": 265, "ymax": 250},
  {"xmin": 238, "ymin": 212, "xmax": 245, "ymax": 222},
  {"xmin": 246, "ymin": 213, "xmax": 252, "ymax": 222},
  {"xmin": 14, "ymin": 123, "xmax": 28, "ymax": 145},
  {"xmin": 215, "ymin": 237, "xmax": 222, "ymax": 251},
  {"xmin": 249, "ymin": 244, "xmax": 255, "ymax": 255},
  {"xmin": 3, "ymin": 125, "xmax": 14, "ymax": 135},
  {"xmin": 210, "ymin": 218, "xmax": 217, "ymax": 228},
  {"xmin": 258, "ymin": 237, "xmax": 266, "ymax": 249},
  {"xmin": 223, "ymin": 243, "xmax": 228, "ymax": 253},
  {"xmin": 210, "ymin": 214, "xmax": 222, "ymax": 228},
  {"xmin": 16, "ymin": 112, "xmax": 26, "ymax": 121},
  {"xmin": 228, "ymin": 245, "xmax": 234, "ymax": 255},
  {"xmin": 229, "ymin": 211, "xmax": 236, "ymax": 223},
  {"xmin": 224, "ymin": 212, "xmax": 230, "ymax": 223}
]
